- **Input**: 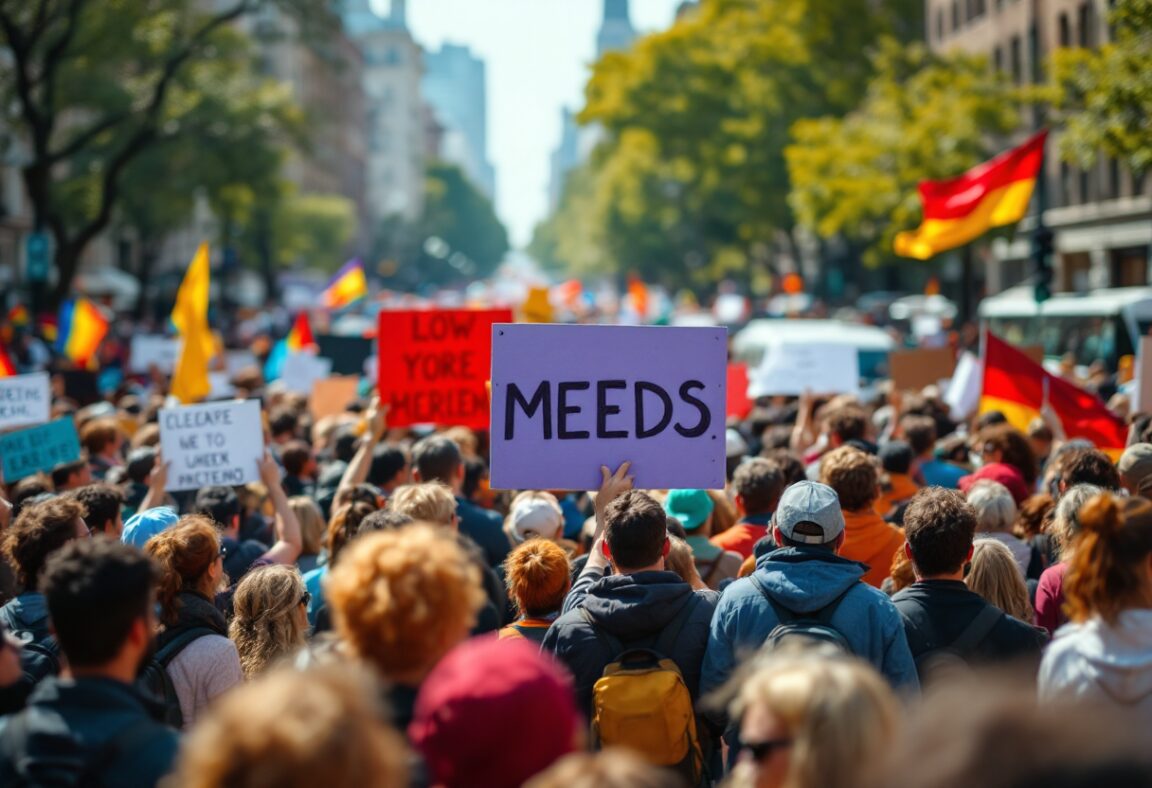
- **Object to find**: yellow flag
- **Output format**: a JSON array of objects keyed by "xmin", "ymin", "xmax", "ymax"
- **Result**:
[{"xmin": 171, "ymin": 242, "xmax": 213, "ymax": 403}]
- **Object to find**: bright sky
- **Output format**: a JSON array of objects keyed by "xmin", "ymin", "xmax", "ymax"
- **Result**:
[{"xmin": 392, "ymin": 0, "xmax": 685, "ymax": 247}]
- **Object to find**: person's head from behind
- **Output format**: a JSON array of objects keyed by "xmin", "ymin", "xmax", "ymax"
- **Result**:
[
  {"xmin": 411, "ymin": 435, "xmax": 463, "ymax": 489},
  {"xmin": 504, "ymin": 491, "xmax": 564, "ymax": 545},
  {"xmin": 80, "ymin": 417, "xmax": 123, "ymax": 460},
  {"xmin": 762, "ymin": 449, "xmax": 807, "ymax": 488},
  {"xmin": 819, "ymin": 446, "xmax": 879, "ymax": 514},
  {"xmin": 325, "ymin": 501, "xmax": 377, "ymax": 567},
  {"xmin": 51, "ymin": 458, "xmax": 91, "ymax": 491},
  {"xmin": 368, "ymin": 443, "xmax": 410, "ymax": 492},
  {"xmin": 879, "ymin": 441, "xmax": 914, "ymax": 477},
  {"xmin": 3, "ymin": 497, "xmax": 89, "ymax": 592},
  {"xmin": 977, "ymin": 424, "xmax": 1037, "ymax": 486},
  {"xmin": 192, "ymin": 485, "xmax": 242, "ymax": 537},
  {"xmin": 172, "ymin": 664, "xmax": 408, "ymax": 788},
  {"xmin": 966, "ymin": 480, "xmax": 1017, "ymax": 535},
  {"xmin": 9, "ymin": 475, "xmax": 51, "ymax": 519},
  {"xmin": 771, "ymin": 481, "xmax": 846, "ymax": 552},
  {"xmin": 357, "ymin": 509, "xmax": 415, "ymax": 536},
  {"xmin": 289, "ymin": 496, "xmax": 325, "ymax": 558},
  {"xmin": 280, "ymin": 440, "xmax": 317, "ymax": 480},
  {"xmin": 728, "ymin": 653, "xmax": 899, "ymax": 788},
  {"xmin": 525, "ymin": 750, "xmax": 686, "ymax": 788},
  {"xmin": 1050, "ymin": 483, "xmax": 1103, "ymax": 560},
  {"xmin": 1117, "ymin": 443, "xmax": 1152, "ymax": 499},
  {"xmin": 144, "ymin": 516, "xmax": 224, "ymax": 627},
  {"xmin": 67, "ymin": 483, "xmax": 124, "ymax": 537},
  {"xmin": 902, "ymin": 487, "xmax": 976, "ymax": 580},
  {"xmin": 41, "ymin": 538, "xmax": 158, "ymax": 678},
  {"xmin": 505, "ymin": 538, "xmax": 570, "ymax": 620},
  {"xmin": 825, "ymin": 405, "xmax": 868, "ymax": 447},
  {"xmin": 387, "ymin": 482, "xmax": 457, "ymax": 529},
  {"xmin": 1066, "ymin": 493, "xmax": 1152, "ymax": 625},
  {"xmin": 326, "ymin": 525, "xmax": 484, "ymax": 684},
  {"xmin": 900, "ymin": 415, "xmax": 938, "ymax": 460},
  {"xmin": 1059, "ymin": 448, "xmax": 1121, "ymax": 493},
  {"xmin": 967, "ymin": 539, "xmax": 1032, "ymax": 622},
  {"xmin": 733, "ymin": 458, "xmax": 787, "ymax": 518},
  {"xmin": 666, "ymin": 535, "xmax": 706, "ymax": 590},
  {"xmin": 1014, "ymin": 493, "xmax": 1054, "ymax": 541},
  {"xmin": 410, "ymin": 637, "xmax": 580, "ymax": 788},
  {"xmin": 125, "ymin": 446, "xmax": 158, "ymax": 485},
  {"xmin": 601, "ymin": 491, "xmax": 669, "ymax": 573},
  {"xmin": 268, "ymin": 408, "xmax": 298, "ymax": 443},
  {"xmin": 229, "ymin": 565, "xmax": 309, "ymax": 678}
]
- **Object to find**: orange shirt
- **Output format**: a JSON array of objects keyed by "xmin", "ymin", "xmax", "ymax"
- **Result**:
[
  {"xmin": 840, "ymin": 509, "xmax": 905, "ymax": 588},
  {"xmin": 875, "ymin": 473, "xmax": 920, "ymax": 519},
  {"xmin": 710, "ymin": 522, "xmax": 771, "ymax": 560}
]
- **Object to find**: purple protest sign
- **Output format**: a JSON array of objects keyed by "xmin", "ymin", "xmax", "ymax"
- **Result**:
[{"xmin": 490, "ymin": 324, "xmax": 727, "ymax": 491}]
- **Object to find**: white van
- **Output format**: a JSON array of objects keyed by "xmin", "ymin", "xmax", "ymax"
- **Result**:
[{"xmin": 730, "ymin": 319, "xmax": 896, "ymax": 381}]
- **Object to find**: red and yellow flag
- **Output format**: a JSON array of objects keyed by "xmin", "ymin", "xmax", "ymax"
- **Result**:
[
  {"xmin": 0, "ymin": 340, "xmax": 16, "ymax": 377},
  {"xmin": 895, "ymin": 131, "xmax": 1048, "ymax": 260},
  {"xmin": 321, "ymin": 259, "xmax": 368, "ymax": 311},
  {"xmin": 980, "ymin": 333, "xmax": 1127, "ymax": 455},
  {"xmin": 55, "ymin": 297, "xmax": 109, "ymax": 367},
  {"xmin": 285, "ymin": 312, "xmax": 316, "ymax": 353}
]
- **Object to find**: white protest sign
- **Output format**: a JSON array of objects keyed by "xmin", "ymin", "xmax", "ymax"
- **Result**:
[
  {"xmin": 208, "ymin": 372, "xmax": 235, "ymax": 399},
  {"xmin": 225, "ymin": 350, "xmax": 259, "ymax": 376},
  {"xmin": 280, "ymin": 353, "xmax": 333, "ymax": 395},
  {"xmin": 129, "ymin": 335, "xmax": 181, "ymax": 374},
  {"xmin": 945, "ymin": 351, "xmax": 983, "ymax": 421},
  {"xmin": 748, "ymin": 343, "xmax": 859, "ymax": 397},
  {"xmin": 159, "ymin": 399, "xmax": 263, "ymax": 491},
  {"xmin": 0, "ymin": 372, "xmax": 51, "ymax": 430}
]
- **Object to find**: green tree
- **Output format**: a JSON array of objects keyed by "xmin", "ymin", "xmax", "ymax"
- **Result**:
[
  {"xmin": 1050, "ymin": 0, "xmax": 1152, "ymax": 174},
  {"xmin": 0, "ymin": 0, "xmax": 323, "ymax": 308},
  {"xmin": 786, "ymin": 41, "xmax": 1023, "ymax": 267},
  {"xmin": 414, "ymin": 162, "xmax": 509, "ymax": 285},
  {"xmin": 271, "ymin": 191, "xmax": 357, "ymax": 272}
]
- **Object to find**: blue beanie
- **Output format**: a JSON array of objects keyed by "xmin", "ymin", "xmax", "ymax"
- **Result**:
[{"xmin": 121, "ymin": 506, "xmax": 180, "ymax": 549}]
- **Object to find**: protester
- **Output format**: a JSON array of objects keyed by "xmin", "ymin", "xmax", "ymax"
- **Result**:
[
  {"xmin": 975, "ymin": 424, "xmax": 1038, "ymax": 491},
  {"xmin": 664, "ymin": 489, "xmax": 742, "ymax": 589},
  {"xmin": 50, "ymin": 459, "xmax": 91, "ymax": 492},
  {"xmin": 325, "ymin": 525, "xmax": 484, "ymax": 731},
  {"xmin": 967, "ymin": 539, "xmax": 1034, "ymax": 623},
  {"xmin": 875, "ymin": 440, "xmax": 919, "ymax": 524},
  {"xmin": 80, "ymin": 418, "xmax": 124, "ymax": 481},
  {"xmin": 1117, "ymin": 443, "xmax": 1152, "ymax": 498},
  {"xmin": 504, "ymin": 491, "xmax": 565, "ymax": 546},
  {"xmin": 301, "ymin": 501, "xmax": 375, "ymax": 628},
  {"xmin": 278, "ymin": 439, "xmax": 317, "ymax": 498},
  {"xmin": 1034, "ymin": 484, "xmax": 1103, "ymax": 637},
  {"xmin": 288, "ymin": 496, "xmax": 325, "ymax": 574},
  {"xmin": 1057, "ymin": 447, "xmax": 1122, "ymax": 493},
  {"xmin": 892, "ymin": 488, "xmax": 1044, "ymax": 682},
  {"xmin": 819, "ymin": 446, "xmax": 904, "ymax": 588},
  {"xmin": 410, "ymin": 637, "xmax": 581, "ymax": 788},
  {"xmin": 526, "ymin": 750, "xmax": 686, "ymax": 788},
  {"xmin": 965, "ymin": 480, "xmax": 1041, "ymax": 580},
  {"xmin": 666, "ymin": 535, "xmax": 714, "ymax": 592},
  {"xmin": 171, "ymin": 665, "xmax": 408, "ymax": 788},
  {"xmin": 724, "ymin": 652, "xmax": 900, "ymax": 788},
  {"xmin": 67, "ymin": 483, "xmax": 124, "ymax": 538},
  {"xmin": 902, "ymin": 415, "xmax": 966, "ymax": 489},
  {"xmin": 0, "ymin": 539, "xmax": 179, "ymax": 786},
  {"xmin": 145, "ymin": 516, "xmax": 244, "ymax": 728},
  {"xmin": 1039, "ymin": 493, "xmax": 1152, "ymax": 722},
  {"xmin": 229, "ymin": 565, "xmax": 309, "ymax": 678},
  {"xmin": 499, "ymin": 538, "xmax": 570, "ymax": 643},
  {"xmin": 712, "ymin": 458, "xmax": 785, "ymax": 559}
]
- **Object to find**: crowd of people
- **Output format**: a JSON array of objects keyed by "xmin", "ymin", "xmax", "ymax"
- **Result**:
[{"xmin": 1, "ymin": 358, "xmax": 1152, "ymax": 787}]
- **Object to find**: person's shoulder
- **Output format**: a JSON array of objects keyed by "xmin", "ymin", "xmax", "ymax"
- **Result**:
[{"xmin": 994, "ymin": 613, "xmax": 1048, "ymax": 650}]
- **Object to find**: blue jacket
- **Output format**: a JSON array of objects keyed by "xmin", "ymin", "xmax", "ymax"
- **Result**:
[
  {"xmin": 701, "ymin": 547, "xmax": 919, "ymax": 723},
  {"xmin": 0, "ymin": 593, "xmax": 51, "ymax": 645}
]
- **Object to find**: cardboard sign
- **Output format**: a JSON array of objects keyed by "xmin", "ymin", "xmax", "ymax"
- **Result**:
[
  {"xmin": 490, "ymin": 325, "xmax": 727, "ymax": 491},
  {"xmin": 159, "ymin": 399, "xmax": 263, "ymax": 491},
  {"xmin": 129, "ymin": 335, "xmax": 180, "ymax": 373},
  {"xmin": 726, "ymin": 363, "xmax": 753, "ymax": 419},
  {"xmin": 0, "ymin": 372, "xmax": 51, "ymax": 430},
  {"xmin": 748, "ymin": 343, "xmax": 860, "ymax": 397},
  {"xmin": 0, "ymin": 418, "xmax": 81, "ymax": 481},
  {"xmin": 279, "ymin": 353, "xmax": 333, "ymax": 395},
  {"xmin": 889, "ymin": 347, "xmax": 956, "ymax": 392},
  {"xmin": 377, "ymin": 309, "xmax": 512, "ymax": 428},
  {"xmin": 311, "ymin": 376, "xmax": 361, "ymax": 420}
]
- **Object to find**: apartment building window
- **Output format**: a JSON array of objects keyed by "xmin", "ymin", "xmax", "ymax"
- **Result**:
[
  {"xmin": 1058, "ymin": 13, "xmax": 1072, "ymax": 46},
  {"xmin": 972, "ymin": 0, "xmax": 986, "ymax": 19},
  {"xmin": 1079, "ymin": 167, "xmax": 1092, "ymax": 203},
  {"xmin": 1108, "ymin": 158, "xmax": 1121, "ymax": 199},
  {"xmin": 1078, "ymin": 2, "xmax": 1095, "ymax": 47},
  {"xmin": 952, "ymin": 0, "xmax": 961, "ymax": 30},
  {"xmin": 936, "ymin": 9, "xmax": 945, "ymax": 40},
  {"xmin": 1060, "ymin": 161, "xmax": 1074, "ymax": 206},
  {"xmin": 1135, "ymin": 170, "xmax": 1147, "ymax": 197},
  {"xmin": 1009, "ymin": 35, "xmax": 1023, "ymax": 82},
  {"xmin": 993, "ymin": 45, "xmax": 1003, "ymax": 72}
]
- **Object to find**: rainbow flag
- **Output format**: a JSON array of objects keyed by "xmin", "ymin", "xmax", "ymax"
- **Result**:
[
  {"xmin": 286, "ymin": 312, "xmax": 317, "ymax": 352},
  {"xmin": 321, "ymin": 259, "xmax": 368, "ymax": 310},
  {"xmin": 895, "ymin": 132, "xmax": 1047, "ymax": 260},
  {"xmin": 7, "ymin": 305, "xmax": 29, "ymax": 328},
  {"xmin": 55, "ymin": 297, "xmax": 108, "ymax": 366},
  {"xmin": 0, "ymin": 340, "xmax": 16, "ymax": 377}
]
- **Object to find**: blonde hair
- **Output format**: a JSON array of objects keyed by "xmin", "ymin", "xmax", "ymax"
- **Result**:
[
  {"xmin": 966, "ymin": 480, "xmax": 1017, "ymax": 534},
  {"xmin": 525, "ymin": 750, "xmax": 682, "ymax": 788},
  {"xmin": 444, "ymin": 426, "xmax": 478, "ymax": 457},
  {"xmin": 290, "ymin": 496, "xmax": 325, "ymax": 557},
  {"xmin": 707, "ymin": 489, "xmax": 737, "ymax": 536},
  {"xmin": 1051, "ymin": 483, "xmax": 1103, "ymax": 559},
  {"xmin": 727, "ymin": 654, "xmax": 900, "ymax": 788},
  {"xmin": 967, "ymin": 539, "xmax": 1033, "ymax": 622},
  {"xmin": 229, "ymin": 565, "xmax": 309, "ymax": 678},
  {"xmin": 665, "ymin": 535, "xmax": 707, "ymax": 590},
  {"xmin": 171, "ymin": 664, "xmax": 408, "ymax": 788},
  {"xmin": 387, "ymin": 482, "xmax": 456, "ymax": 527},
  {"xmin": 326, "ymin": 526, "xmax": 484, "ymax": 679}
]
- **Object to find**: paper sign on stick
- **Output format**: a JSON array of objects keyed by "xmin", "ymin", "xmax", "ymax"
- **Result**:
[
  {"xmin": 889, "ymin": 347, "xmax": 956, "ymax": 392},
  {"xmin": 280, "ymin": 354, "xmax": 333, "ymax": 395},
  {"xmin": 0, "ymin": 419, "xmax": 81, "ymax": 481},
  {"xmin": 377, "ymin": 309, "xmax": 512, "ymax": 428},
  {"xmin": 129, "ymin": 336, "xmax": 180, "ymax": 374},
  {"xmin": 749, "ymin": 343, "xmax": 859, "ymax": 397},
  {"xmin": 0, "ymin": 372, "xmax": 51, "ymax": 430},
  {"xmin": 311, "ymin": 377, "xmax": 361, "ymax": 420},
  {"xmin": 159, "ymin": 399, "xmax": 263, "ymax": 491},
  {"xmin": 490, "ymin": 325, "xmax": 727, "ymax": 491}
]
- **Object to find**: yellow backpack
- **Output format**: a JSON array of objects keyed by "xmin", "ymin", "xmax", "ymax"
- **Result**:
[{"xmin": 581, "ymin": 596, "xmax": 704, "ymax": 784}]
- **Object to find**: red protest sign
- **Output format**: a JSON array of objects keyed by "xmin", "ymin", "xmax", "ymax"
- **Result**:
[
  {"xmin": 726, "ymin": 363, "xmax": 753, "ymax": 420},
  {"xmin": 377, "ymin": 309, "xmax": 512, "ymax": 428}
]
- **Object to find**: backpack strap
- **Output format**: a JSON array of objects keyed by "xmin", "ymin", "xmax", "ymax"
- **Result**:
[
  {"xmin": 156, "ymin": 626, "xmax": 217, "ymax": 667},
  {"xmin": 949, "ymin": 605, "xmax": 1004, "ymax": 657}
]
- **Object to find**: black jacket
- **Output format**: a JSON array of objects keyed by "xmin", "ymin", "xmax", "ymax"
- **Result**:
[
  {"xmin": 0, "ymin": 676, "xmax": 179, "ymax": 787},
  {"xmin": 892, "ymin": 580, "xmax": 1047, "ymax": 679},
  {"xmin": 455, "ymin": 497, "xmax": 511, "ymax": 568},
  {"xmin": 541, "ymin": 568, "xmax": 717, "ymax": 719}
]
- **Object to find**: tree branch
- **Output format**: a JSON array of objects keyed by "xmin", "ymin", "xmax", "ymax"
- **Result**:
[{"xmin": 47, "ymin": 111, "xmax": 132, "ymax": 163}]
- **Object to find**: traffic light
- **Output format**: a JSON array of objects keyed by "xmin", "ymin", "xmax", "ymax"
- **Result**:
[{"xmin": 1032, "ymin": 225, "xmax": 1054, "ymax": 304}]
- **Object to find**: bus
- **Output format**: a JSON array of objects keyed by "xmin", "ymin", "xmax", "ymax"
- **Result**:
[{"xmin": 978, "ymin": 286, "xmax": 1152, "ymax": 370}]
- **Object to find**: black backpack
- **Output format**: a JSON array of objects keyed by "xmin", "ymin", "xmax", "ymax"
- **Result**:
[
  {"xmin": 752, "ymin": 576, "xmax": 855, "ymax": 654},
  {"xmin": 136, "ymin": 626, "xmax": 216, "ymax": 729},
  {"xmin": 906, "ymin": 602, "xmax": 1004, "ymax": 678},
  {"xmin": 0, "ymin": 620, "xmax": 62, "ymax": 714},
  {"xmin": 0, "ymin": 713, "xmax": 159, "ymax": 788}
]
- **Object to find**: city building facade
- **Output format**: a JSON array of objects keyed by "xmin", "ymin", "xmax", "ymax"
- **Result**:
[{"xmin": 423, "ymin": 44, "xmax": 497, "ymax": 200}]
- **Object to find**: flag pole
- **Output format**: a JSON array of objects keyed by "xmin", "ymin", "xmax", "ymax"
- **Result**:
[{"xmin": 959, "ymin": 244, "xmax": 975, "ymax": 327}]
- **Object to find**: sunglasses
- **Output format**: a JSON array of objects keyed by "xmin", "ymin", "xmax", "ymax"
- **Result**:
[
  {"xmin": 742, "ymin": 738, "xmax": 793, "ymax": 762},
  {"xmin": 299, "ymin": 591, "xmax": 312, "ymax": 608}
]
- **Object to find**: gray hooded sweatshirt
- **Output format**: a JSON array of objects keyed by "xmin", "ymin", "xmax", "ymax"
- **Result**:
[{"xmin": 1040, "ymin": 609, "xmax": 1152, "ymax": 724}]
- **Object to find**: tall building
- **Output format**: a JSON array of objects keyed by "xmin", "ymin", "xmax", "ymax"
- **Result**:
[
  {"xmin": 927, "ymin": 0, "xmax": 1151, "ymax": 294},
  {"xmin": 423, "ymin": 44, "xmax": 497, "ymax": 201},
  {"xmin": 343, "ymin": 0, "xmax": 427, "ymax": 222},
  {"xmin": 548, "ymin": 0, "xmax": 638, "ymax": 213}
]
